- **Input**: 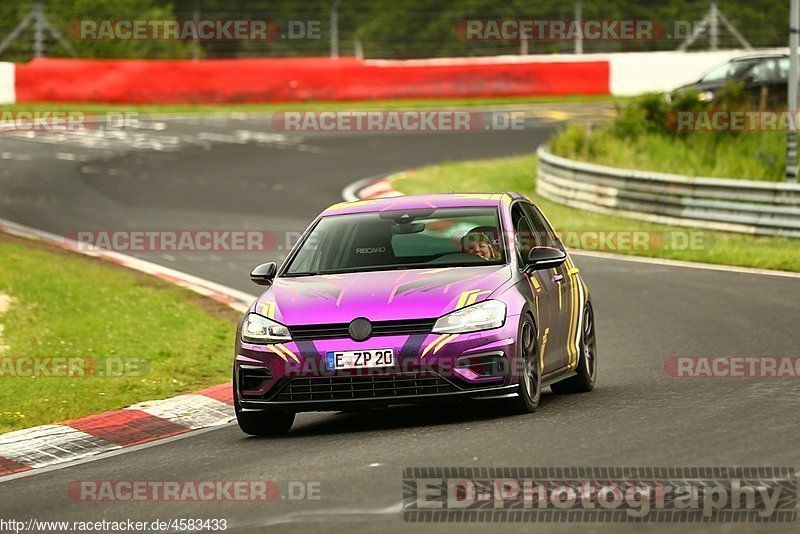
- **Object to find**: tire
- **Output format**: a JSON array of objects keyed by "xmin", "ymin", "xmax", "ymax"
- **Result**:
[
  {"xmin": 233, "ymin": 371, "xmax": 295, "ymax": 436},
  {"xmin": 551, "ymin": 303, "xmax": 597, "ymax": 394},
  {"xmin": 235, "ymin": 407, "xmax": 295, "ymax": 436},
  {"xmin": 505, "ymin": 315, "xmax": 541, "ymax": 414}
]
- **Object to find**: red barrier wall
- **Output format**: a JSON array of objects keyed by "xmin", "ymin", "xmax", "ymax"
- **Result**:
[{"xmin": 15, "ymin": 57, "xmax": 609, "ymax": 104}]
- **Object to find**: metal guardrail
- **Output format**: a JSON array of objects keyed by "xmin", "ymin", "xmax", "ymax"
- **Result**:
[{"xmin": 536, "ymin": 146, "xmax": 800, "ymax": 239}]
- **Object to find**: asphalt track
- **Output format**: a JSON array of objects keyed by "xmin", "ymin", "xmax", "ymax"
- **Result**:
[{"xmin": 1, "ymin": 110, "xmax": 799, "ymax": 533}]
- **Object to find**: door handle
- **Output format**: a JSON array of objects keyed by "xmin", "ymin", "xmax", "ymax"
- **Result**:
[{"xmin": 552, "ymin": 274, "xmax": 564, "ymax": 283}]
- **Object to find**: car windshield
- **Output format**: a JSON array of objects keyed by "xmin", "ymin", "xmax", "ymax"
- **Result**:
[
  {"xmin": 284, "ymin": 207, "xmax": 506, "ymax": 276},
  {"xmin": 700, "ymin": 58, "xmax": 762, "ymax": 82}
]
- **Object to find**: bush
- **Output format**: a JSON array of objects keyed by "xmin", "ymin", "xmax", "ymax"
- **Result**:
[{"xmin": 549, "ymin": 89, "xmax": 787, "ymax": 181}]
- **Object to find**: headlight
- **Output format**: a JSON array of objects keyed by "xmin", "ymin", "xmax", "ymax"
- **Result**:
[
  {"xmin": 432, "ymin": 300, "xmax": 506, "ymax": 334},
  {"xmin": 698, "ymin": 90, "xmax": 714, "ymax": 102},
  {"xmin": 241, "ymin": 313, "xmax": 291, "ymax": 344}
]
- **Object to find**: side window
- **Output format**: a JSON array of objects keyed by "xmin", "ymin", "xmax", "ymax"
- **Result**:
[
  {"xmin": 750, "ymin": 59, "xmax": 783, "ymax": 83},
  {"xmin": 521, "ymin": 202, "xmax": 564, "ymax": 251},
  {"xmin": 777, "ymin": 57, "xmax": 790, "ymax": 82},
  {"xmin": 290, "ymin": 229, "xmax": 330, "ymax": 273},
  {"xmin": 511, "ymin": 204, "xmax": 535, "ymax": 264}
]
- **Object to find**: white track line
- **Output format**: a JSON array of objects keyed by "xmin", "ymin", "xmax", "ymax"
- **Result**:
[{"xmin": 569, "ymin": 249, "xmax": 800, "ymax": 279}]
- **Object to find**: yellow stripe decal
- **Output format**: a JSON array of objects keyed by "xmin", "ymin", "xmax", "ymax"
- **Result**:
[
  {"xmin": 270, "ymin": 344, "xmax": 288, "ymax": 362},
  {"xmin": 276, "ymin": 344, "xmax": 300, "ymax": 363},
  {"xmin": 531, "ymin": 276, "xmax": 541, "ymax": 291},
  {"xmin": 555, "ymin": 269, "xmax": 563, "ymax": 311},
  {"xmin": 433, "ymin": 334, "xmax": 459, "ymax": 355},
  {"xmin": 540, "ymin": 327, "xmax": 550, "ymax": 370},
  {"xmin": 258, "ymin": 302, "xmax": 276, "ymax": 319},
  {"xmin": 455, "ymin": 290, "xmax": 476, "ymax": 310},
  {"xmin": 421, "ymin": 334, "xmax": 449, "ymax": 359},
  {"xmin": 421, "ymin": 267, "xmax": 454, "ymax": 274},
  {"xmin": 465, "ymin": 290, "xmax": 491, "ymax": 307},
  {"xmin": 454, "ymin": 193, "xmax": 493, "ymax": 200},
  {"xmin": 567, "ymin": 259, "xmax": 580, "ymax": 369},
  {"xmin": 563, "ymin": 261, "xmax": 573, "ymax": 367}
]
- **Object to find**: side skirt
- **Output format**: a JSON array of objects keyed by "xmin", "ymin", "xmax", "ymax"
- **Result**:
[{"xmin": 541, "ymin": 367, "xmax": 576, "ymax": 388}]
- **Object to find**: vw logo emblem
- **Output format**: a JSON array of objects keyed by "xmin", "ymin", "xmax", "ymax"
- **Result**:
[{"xmin": 348, "ymin": 317, "xmax": 372, "ymax": 342}]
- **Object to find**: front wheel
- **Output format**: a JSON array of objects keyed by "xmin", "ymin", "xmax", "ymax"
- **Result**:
[
  {"xmin": 233, "ymin": 373, "xmax": 295, "ymax": 436},
  {"xmin": 235, "ymin": 407, "xmax": 295, "ymax": 436},
  {"xmin": 551, "ymin": 303, "xmax": 597, "ymax": 394},
  {"xmin": 505, "ymin": 316, "xmax": 541, "ymax": 414}
]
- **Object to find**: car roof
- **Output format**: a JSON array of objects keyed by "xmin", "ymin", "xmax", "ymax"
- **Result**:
[
  {"xmin": 730, "ymin": 53, "xmax": 788, "ymax": 62},
  {"xmin": 323, "ymin": 192, "xmax": 526, "ymax": 215}
]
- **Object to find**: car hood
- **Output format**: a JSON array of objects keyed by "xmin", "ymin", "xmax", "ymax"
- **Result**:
[
  {"xmin": 253, "ymin": 265, "xmax": 513, "ymax": 325},
  {"xmin": 672, "ymin": 80, "xmax": 722, "ymax": 94}
]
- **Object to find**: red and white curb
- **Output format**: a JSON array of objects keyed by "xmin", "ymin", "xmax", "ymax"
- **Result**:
[
  {"xmin": 341, "ymin": 172, "xmax": 405, "ymax": 202},
  {"xmin": 0, "ymin": 217, "xmax": 256, "ymax": 477}
]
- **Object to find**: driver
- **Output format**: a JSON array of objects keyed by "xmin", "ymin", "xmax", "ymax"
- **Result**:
[{"xmin": 460, "ymin": 232, "xmax": 500, "ymax": 261}]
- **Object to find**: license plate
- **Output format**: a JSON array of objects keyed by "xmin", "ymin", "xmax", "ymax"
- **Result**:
[{"xmin": 325, "ymin": 349, "xmax": 394, "ymax": 370}]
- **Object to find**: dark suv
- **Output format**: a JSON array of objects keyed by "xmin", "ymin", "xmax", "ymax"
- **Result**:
[{"xmin": 667, "ymin": 53, "xmax": 789, "ymax": 105}]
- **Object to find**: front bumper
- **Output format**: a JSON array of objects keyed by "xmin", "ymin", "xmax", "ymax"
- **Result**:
[{"xmin": 235, "ymin": 319, "xmax": 520, "ymax": 412}]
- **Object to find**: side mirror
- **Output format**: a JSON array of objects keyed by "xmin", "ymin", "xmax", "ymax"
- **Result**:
[
  {"xmin": 250, "ymin": 262, "xmax": 277, "ymax": 286},
  {"xmin": 524, "ymin": 247, "xmax": 567, "ymax": 273}
]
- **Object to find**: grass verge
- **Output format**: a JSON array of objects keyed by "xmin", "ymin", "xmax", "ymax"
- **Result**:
[
  {"xmin": 391, "ymin": 154, "xmax": 800, "ymax": 272},
  {"xmin": 551, "ymin": 123, "xmax": 785, "ymax": 181},
  {"xmin": 0, "ymin": 95, "xmax": 619, "ymax": 115},
  {"xmin": 0, "ymin": 232, "xmax": 240, "ymax": 433},
  {"xmin": 549, "ymin": 92, "xmax": 789, "ymax": 182}
]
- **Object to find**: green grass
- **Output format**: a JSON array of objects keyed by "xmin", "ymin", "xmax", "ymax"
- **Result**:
[
  {"xmin": 550, "ymin": 123, "xmax": 787, "ymax": 181},
  {"xmin": 0, "ymin": 95, "xmax": 619, "ymax": 116},
  {"xmin": 391, "ymin": 155, "xmax": 800, "ymax": 272},
  {"xmin": 0, "ymin": 236, "xmax": 239, "ymax": 433}
]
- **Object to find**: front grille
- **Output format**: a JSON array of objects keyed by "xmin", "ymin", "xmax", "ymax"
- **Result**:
[
  {"xmin": 289, "ymin": 318, "xmax": 435, "ymax": 341},
  {"xmin": 272, "ymin": 373, "xmax": 458, "ymax": 402}
]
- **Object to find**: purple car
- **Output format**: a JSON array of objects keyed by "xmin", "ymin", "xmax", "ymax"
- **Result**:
[{"xmin": 234, "ymin": 193, "xmax": 596, "ymax": 435}]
